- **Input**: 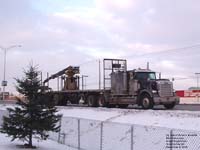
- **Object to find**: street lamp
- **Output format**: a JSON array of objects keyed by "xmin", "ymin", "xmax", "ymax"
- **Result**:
[
  {"xmin": 195, "ymin": 73, "xmax": 200, "ymax": 102},
  {"xmin": 0, "ymin": 45, "xmax": 21, "ymax": 100}
]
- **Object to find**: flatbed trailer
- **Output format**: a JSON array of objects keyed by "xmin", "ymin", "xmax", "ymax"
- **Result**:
[
  {"xmin": 49, "ymin": 89, "xmax": 140, "ymax": 107},
  {"xmin": 49, "ymin": 89, "xmax": 109, "ymax": 106}
]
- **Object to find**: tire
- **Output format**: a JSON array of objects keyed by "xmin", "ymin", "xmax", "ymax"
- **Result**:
[
  {"xmin": 53, "ymin": 94, "xmax": 60, "ymax": 106},
  {"xmin": 164, "ymin": 102, "xmax": 176, "ymax": 109},
  {"xmin": 141, "ymin": 94, "xmax": 154, "ymax": 109},
  {"xmin": 106, "ymin": 104, "xmax": 116, "ymax": 108},
  {"xmin": 87, "ymin": 95, "xmax": 97, "ymax": 107},
  {"xmin": 54, "ymin": 94, "xmax": 66, "ymax": 106},
  {"xmin": 118, "ymin": 104, "xmax": 129, "ymax": 108},
  {"xmin": 60, "ymin": 96, "xmax": 68, "ymax": 106},
  {"xmin": 97, "ymin": 95, "xmax": 106, "ymax": 107}
]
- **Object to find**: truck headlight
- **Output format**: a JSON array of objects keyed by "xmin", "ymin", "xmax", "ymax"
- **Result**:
[{"xmin": 152, "ymin": 90, "xmax": 157, "ymax": 93}]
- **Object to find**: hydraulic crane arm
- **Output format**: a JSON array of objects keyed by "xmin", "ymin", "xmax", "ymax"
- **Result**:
[{"xmin": 43, "ymin": 66, "xmax": 79, "ymax": 84}]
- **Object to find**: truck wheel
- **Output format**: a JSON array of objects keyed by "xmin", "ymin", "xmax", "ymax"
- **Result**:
[
  {"xmin": 141, "ymin": 94, "xmax": 154, "ymax": 109},
  {"xmin": 98, "ymin": 95, "xmax": 106, "ymax": 107},
  {"xmin": 164, "ymin": 102, "xmax": 176, "ymax": 109},
  {"xmin": 87, "ymin": 95, "xmax": 97, "ymax": 107}
]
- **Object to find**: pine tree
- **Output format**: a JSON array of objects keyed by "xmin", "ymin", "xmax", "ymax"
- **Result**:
[{"xmin": 0, "ymin": 65, "xmax": 61, "ymax": 148}]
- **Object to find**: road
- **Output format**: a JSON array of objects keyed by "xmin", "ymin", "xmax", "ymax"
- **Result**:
[
  {"xmin": 64, "ymin": 104, "xmax": 200, "ymax": 111},
  {"xmin": 171, "ymin": 104, "xmax": 200, "ymax": 111},
  {"xmin": 128, "ymin": 104, "xmax": 200, "ymax": 111},
  {"xmin": 0, "ymin": 100, "xmax": 200, "ymax": 111}
]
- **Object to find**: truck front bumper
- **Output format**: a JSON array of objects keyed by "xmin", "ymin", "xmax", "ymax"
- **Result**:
[{"xmin": 153, "ymin": 96, "xmax": 180, "ymax": 105}]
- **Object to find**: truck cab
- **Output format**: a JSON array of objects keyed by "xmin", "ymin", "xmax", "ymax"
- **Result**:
[
  {"xmin": 110, "ymin": 66, "xmax": 179, "ymax": 109},
  {"xmin": 128, "ymin": 69, "xmax": 179, "ymax": 109}
]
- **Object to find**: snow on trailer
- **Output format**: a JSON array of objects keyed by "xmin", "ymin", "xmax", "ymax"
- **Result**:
[{"xmin": 43, "ymin": 58, "xmax": 179, "ymax": 109}]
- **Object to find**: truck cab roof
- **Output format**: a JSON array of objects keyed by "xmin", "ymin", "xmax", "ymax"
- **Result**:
[{"xmin": 129, "ymin": 69, "xmax": 155, "ymax": 73}]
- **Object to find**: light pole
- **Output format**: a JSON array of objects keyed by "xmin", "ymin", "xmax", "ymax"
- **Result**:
[
  {"xmin": 81, "ymin": 75, "xmax": 88, "ymax": 90},
  {"xmin": 195, "ymin": 73, "xmax": 200, "ymax": 102},
  {"xmin": 98, "ymin": 59, "xmax": 101, "ymax": 90},
  {"xmin": 0, "ymin": 45, "xmax": 21, "ymax": 100}
]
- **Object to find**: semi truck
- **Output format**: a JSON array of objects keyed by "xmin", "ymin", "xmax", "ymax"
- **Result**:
[{"xmin": 43, "ymin": 58, "xmax": 179, "ymax": 109}]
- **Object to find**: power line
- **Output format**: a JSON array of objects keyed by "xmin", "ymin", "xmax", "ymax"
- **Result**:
[
  {"xmin": 125, "ymin": 43, "xmax": 200, "ymax": 58},
  {"xmin": 173, "ymin": 77, "xmax": 195, "ymax": 80},
  {"xmin": 73, "ymin": 44, "xmax": 200, "ymax": 84},
  {"xmin": 77, "ymin": 43, "xmax": 200, "ymax": 66},
  {"xmin": 78, "ymin": 59, "xmax": 98, "ymax": 66}
]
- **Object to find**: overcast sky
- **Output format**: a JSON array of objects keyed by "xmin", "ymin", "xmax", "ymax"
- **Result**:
[{"xmin": 0, "ymin": 0, "xmax": 200, "ymax": 93}]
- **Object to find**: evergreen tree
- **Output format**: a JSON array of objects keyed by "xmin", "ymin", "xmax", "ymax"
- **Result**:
[{"xmin": 0, "ymin": 65, "xmax": 61, "ymax": 148}]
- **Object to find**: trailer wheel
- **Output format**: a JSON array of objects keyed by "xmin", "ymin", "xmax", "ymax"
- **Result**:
[
  {"xmin": 164, "ymin": 102, "xmax": 176, "ymax": 109},
  {"xmin": 87, "ymin": 95, "xmax": 97, "ymax": 107},
  {"xmin": 53, "ymin": 94, "xmax": 67, "ymax": 106},
  {"xmin": 53, "ymin": 94, "xmax": 60, "ymax": 106},
  {"xmin": 107, "ymin": 104, "xmax": 116, "ymax": 108},
  {"xmin": 118, "ymin": 104, "xmax": 129, "ymax": 108},
  {"xmin": 97, "ymin": 95, "xmax": 106, "ymax": 107},
  {"xmin": 141, "ymin": 94, "xmax": 154, "ymax": 109},
  {"xmin": 61, "ymin": 96, "xmax": 68, "ymax": 106}
]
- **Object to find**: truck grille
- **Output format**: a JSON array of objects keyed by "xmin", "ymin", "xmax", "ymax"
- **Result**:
[{"xmin": 158, "ymin": 81, "xmax": 173, "ymax": 97}]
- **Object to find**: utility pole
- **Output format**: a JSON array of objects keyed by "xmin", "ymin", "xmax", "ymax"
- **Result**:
[
  {"xmin": 0, "ymin": 45, "xmax": 21, "ymax": 100},
  {"xmin": 99, "ymin": 59, "xmax": 101, "ymax": 90},
  {"xmin": 40, "ymin": 72, "xmax": 43, "ymax": 86},
  {"xmin": 195, "ymin": 73, "xmax": 200, "ymax": 102},
  {"xmin": 159, "ymin": 73, "xmax": 161, "ymax": 79},
  {"xmin": 147, "ymin": 62, "xmax": 149, "ymax": 70},
  {"xmin": 57, "ymin": 76, "xmax": 60, "ymax": 91},
  {"xmin": 47, "ymin": 72, "xmax": 49, "ymax": 87},
  {"xmin": 82, "ymin": 75, "xmax": 88, "ymax": 90}
]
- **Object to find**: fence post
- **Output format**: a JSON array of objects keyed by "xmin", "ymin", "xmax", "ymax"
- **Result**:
[
  {"xmin": 100, "ymin": 122, "xmax": 103, "ymax": 150},
  {"xmin": 60, "ymin": 133, "xmax": 66, "ymax": 144},
  {"xmin": 170, "ymin": 129, "xmax": 173, "ymax": 150},
  {"xmin": 131, "ymin": 125, "xmax": 134, "ymax": 150},
  {"xmin": 58, "ymin": 117, "xmax": 62, "ymax": 143},
  {"xmin": 78, "ymin": 119, "xmax": 80, "ymax": 150}
]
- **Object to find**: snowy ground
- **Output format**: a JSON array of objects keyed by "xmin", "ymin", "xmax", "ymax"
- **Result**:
[
  {"xmin": 58, "ymin": 106, "xmax": 200, "ymax": 131},
  {"xmin": 57, "ymin": 107, "xmax": 200, "ymax": 150},
  {"xmin": 1, "ymin": 104, "xmax": 200, "ymax": 131},
  {"xmin": 1, "ymin": 104, "xmax": 200, "ymax": 150},
  {"xmin": 0, "ymin": 133, "xmax": 77, "ymax": 150}
]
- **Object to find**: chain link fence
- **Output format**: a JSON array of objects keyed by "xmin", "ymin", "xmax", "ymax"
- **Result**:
[
  {"xmin": 0, "ymin": 109, "xmax": 200, "ymax": 150},
  {"xmin": 52, "ymin": 116, "xmax": 200, "ymax": 150},
  {"xmin": 0, "ymin": 109, "xmax": 8, "ymax": 125}
]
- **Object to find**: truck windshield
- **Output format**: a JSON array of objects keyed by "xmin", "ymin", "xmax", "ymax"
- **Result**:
[
  {"xmin": 136, "ymin": 72, "xmax": 156, "ymax": 80},
  {"xmin": 148, "ymin": 72, "xmax": 156, "ymax": 80}
]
